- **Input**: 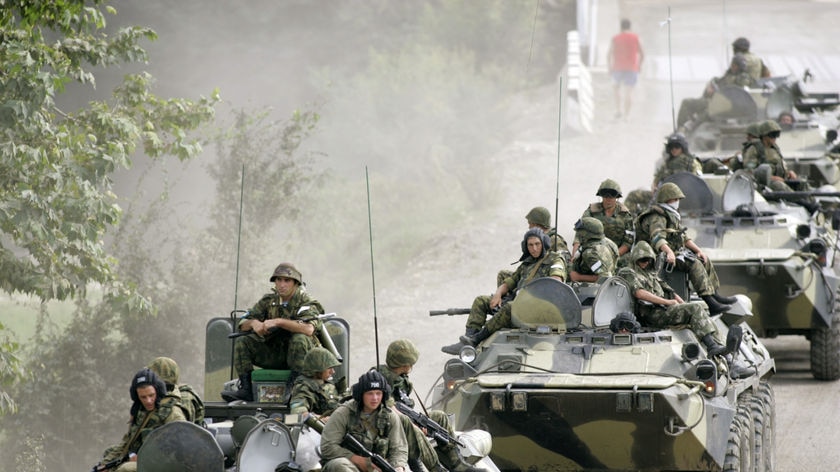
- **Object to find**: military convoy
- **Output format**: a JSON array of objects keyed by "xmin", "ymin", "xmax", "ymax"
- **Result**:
[
  {"xmin": 661, "ymin": 171, "xmax": 840, "ymax": 381},
  {"xmin": 429, "ymin": 277, "xmax": 775, "ymax": 471}
]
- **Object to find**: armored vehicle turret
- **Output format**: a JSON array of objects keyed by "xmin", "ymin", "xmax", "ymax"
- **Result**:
[
  {"xmin": 430, "ymin": 277, "xmax": 775, "ymax": 471},
  {"xmin": 663, "ymin": 171, "xmax": 840, "ymax": 380}
]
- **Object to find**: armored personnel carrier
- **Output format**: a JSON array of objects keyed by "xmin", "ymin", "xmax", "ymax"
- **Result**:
[
  {"xmin": 430, "ymin": 277, "xmax": 775, "ymax": 471},
  {"xmin": 662, "ymin": 171, "xmax": 840, "ymax": 380}
]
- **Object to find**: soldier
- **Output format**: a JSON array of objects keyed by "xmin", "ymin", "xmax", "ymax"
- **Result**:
[
  {"xmin": 742, "ymin": 120, "xmax": 798, "ymax": 191},
  {"xmin": 569, "ymin": 218, "xmax": 619, "ymax": 283},
  {"xmin": 94, "ymin": 369, "xmax": 186, "ymax": 472},
  {"xmin": 377, "ymin": 340, "xmax": 483, "ymax": 472},
  {"xmin": 731, "ymin": 37, "xmax": 770, "ymax": 81},
  {"xmin": 320, "ymin": 370, "xmax": 408, "ymax": 472},
  {"xmin": 495, "ymin": 206, "xmax": 569, "ymax": 293},
  {"xmin": 457, "ymin": 228, "xmax": 567, "ymax": 349},
  {"xmin": 226, "ymin": 262, "xmax": 324, "ymax": 402},
  {"xmin": 571, "ymin": 179, "xmax": 634, "ymax": 260},
  {"xmin": 147, "ymin": 356, "xmax": 204, "ymax": 425},
  {"xmin": 652, "ymin": 133, "xmax": 702, "ymax": 188},
  {"xmin": 289, "ymin": 347, "xmax": 342, "ymax": 419},
  {"xmin": 677, "ymin": 54, "xmax": 757, "ymax": 128},
  {"xmin": 618, "ymin": 242, "xmax": 727, "ymax": 356},
  {"xmin": 635, "ymin": 183, "xmax": 736, "ymax": 315},
  {"xmin": 728, "ymin": 121, "xmax": 763, "ymax": 171}
]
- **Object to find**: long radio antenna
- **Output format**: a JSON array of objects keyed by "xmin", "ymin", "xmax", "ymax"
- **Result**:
[
  {"xmin": 555, "ymin": 76, "xmax": 562, "ymax": 235},
  {"xmin": 365, "ymin": 166, "xmax": 382, "ymax": 370},
  {"xmin": 230, "ymin": 162, "xmax": 246, "ymax": 380}
]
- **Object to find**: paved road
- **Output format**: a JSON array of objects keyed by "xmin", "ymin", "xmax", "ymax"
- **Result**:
[{"xmin": 595, "ymin": 1, "xmax": 840, "ymax": 470}]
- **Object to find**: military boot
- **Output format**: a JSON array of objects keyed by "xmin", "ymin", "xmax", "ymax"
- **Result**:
[
  {"xmin": 712, "ymin": 291, "xmax": 738, "ymax": 305},
  {"xmin": 701, "ymin": 295, "xmax": 731, "ymax": 315},
  {"xmin": 459, "ymin": 327, "xmax": 490, "ymax": 347},
  {"xmin": 437, "ymin": 444, "xmax": 485, "ymax": 472},
  {"xmin": 442, "ymin": 328, "xmax": 478, "ymax": 355},
  {"xmin": 221, "ymin": 372, "xmax": 253, "ymax": 402},
  {"xmin": 701, "ymin": 334, "xmax": 727, "ymax": 357}
]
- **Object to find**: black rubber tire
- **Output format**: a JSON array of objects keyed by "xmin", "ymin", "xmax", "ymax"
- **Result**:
[
  {"xmin": 750, "ymin": 381, "xmax": 776, "ymax": 472},
  {"xmin": 723, "ymin": 396, "xmax": 755, "ymax": 472},
  {"xmin": 810, "ymin": 309, "xmax": 840, "ymax": 380}
]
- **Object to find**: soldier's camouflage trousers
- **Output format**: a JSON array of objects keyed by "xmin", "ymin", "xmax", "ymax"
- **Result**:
[
  {"xmin": 674, "ymin": 253, "xmax": 719, "ymax": 296},
  {"xmin": 642, "ymin": 301, "xmax": 717, "ymax": 339},
  {"xmin": 234, "ymin": 332, "xmax": 318, "ymax": 374},
  {"xmin": 466, "ymin": 295, "xmax": 493, "ymax": 330},
  {"xmin": 400, "ymin": 410, "xmax": 455, "ymax": 470}
]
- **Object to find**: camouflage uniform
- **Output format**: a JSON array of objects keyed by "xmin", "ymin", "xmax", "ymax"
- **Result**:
[
  {"xmin": 147, "ymin": 356, "xmax": 204, "ymax": 425},
  {"xmin": 235, "ymin": 287, "xmax": 324, "ymax": 374},
  {"xmin": 102, "ymin": 370, "xmax": 186, "ymax": 472},
  {"xmin": 575, "ymin": 202, "xmax": 634, "ymax": 252},
  {"xmin": 321, "ymin": 372, "xmax": 408, "ymax": 472},
  {"xmin": 635, "ymin": 204, "xmax": 719, "ymax": 296},
  {"xmin": 289, "ymin": 347, "xmax": 342, "ymax": 416},
  {"xmin": 741, "ymin": 51, "xmax": 767, "ymax": 82},
  {"xmin": 742, "ymin": 137, "xmax": 792, "ymax": 192},
  {"xmin": 617, "ymin": 243, "xmax": 717, "ymax": 339},
  {"xmin": 572, "ymin": 236, "xmax": 619, "ymax": 278},
  {"xmin": 653, "ymin": 153, "xmax": 702, "ymax": 184}
]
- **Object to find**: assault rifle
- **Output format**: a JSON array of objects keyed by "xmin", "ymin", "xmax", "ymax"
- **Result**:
[
  {"xmin": 91, "ymin": 456, "xmax": 127, "ymax": 472},
  {"xmin": 342, "ymin": 433, "xmax": 399, "ymax": 472},
  {"xmin": 303, "ymin": 414, "xmax": 399, "ymax": 472},
  {"xmin": 394, "ymin": 401, "xmax": 463, "ymax": 448}
]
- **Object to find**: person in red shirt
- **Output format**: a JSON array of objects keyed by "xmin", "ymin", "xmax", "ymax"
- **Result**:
[{"xmin": 607, "ymin": 19, "xmax": 644, "ymax": 120}]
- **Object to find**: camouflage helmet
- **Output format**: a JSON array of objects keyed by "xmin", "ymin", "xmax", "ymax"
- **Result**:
[
  {"xmin": 665, "ymin": 133, "xmax": 690, "ymax": 153},
  {"xmin": 596, "ymin": 178, "xmax": 623, "ymax": 198},
  {"xmin": 525, "ymin": 206, "xmax": 552, "ymax": 228},
  {"xmin": 746, "ymin": 122, "xmax": 762, "ymax": 138},
  {"xmin": 148, "ymin": 356, "xmax": 180, "ymax": 386},
  {"xmin": 351, "ymin": 370, "xmax": 390, "ymax": 405},
  {"xmin": 656, "ymin": 182, "xmax": 686, "ymax": 203},
  {"xmin": 573, "ymin": 217, "xmax": 604, "ymax": 241},
  {"xmin": 386, "ymin": 339, "xmax": 420, "ymax": 369},
  {"xmin": 759, "ymin": 119, "xmax": 782, "ymax": 137},
  {"xmin": 302, "ymin": 347, "xmax": 340, "ymax": 374},
  {"xmin": 630, "ymin": 241, "xmax": 657, "ymax": 264},
  {"xmin": 732, "ymin": 37, "xmax": 750, "ymax": 52},
  {"xmin": 270, "ymin": 262, "xmax": 302, "ymax": 284}
]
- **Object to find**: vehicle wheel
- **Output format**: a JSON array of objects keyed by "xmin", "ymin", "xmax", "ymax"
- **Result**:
[
  {"xmin": 750, "ymin": 381, "xmax": 775, "ymax": 472},
  {"xmin": 810, "ymin": 309, "xmax": 840, "ymax": 380},
  {"xmin": 723, "ymin": 397, "xmax": 755, "ymax": 472}
]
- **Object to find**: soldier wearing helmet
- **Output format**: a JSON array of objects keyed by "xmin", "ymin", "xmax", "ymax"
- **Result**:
[
  {"xmin": 97, "ymin": 369, "xmax": 186, "ymax": 472},
  {"xmin": 289, "ymin": 347, "xmax": 342, "ymax": 418},
  {"xmin": 451, "ymin": 228, "xmax": 567, "ymax": 353},
  {"xmin": 635, "ymin": 183, "xmax": 736, "ymax": 315},
  {"xmin": 572, "ymin": 179, "xmax": 634, "ymax": 263},
  {"xmin": 653, "ymin": 134, "xmax": 703, "ymax": 188},
  {"xmin": 525, "ymin": 206, "xmax": 570, "ymax": 257},
  {"xmin": 147, "ymin": 356, "xmax": 205, "ymax": 425},
  {"xmin": 732, "ymin": 36, "xmax": 770, "ymax": 81},
  {"xmin": 570, "ymin": 218, "xmax": 619, "ymax": 283},
  {"xmin": 617, "ymin": 242, "xmax": 728, "ymax": 356},
  {"xmin": 742, "ymin": 119, "xmax": 797, "ymax": 191},
  {"xmin": 376, "ymin": 340, "xmax": 484, "ymax": 472},
  {"xmin": 226, "ymin": 262, "xmax": 325, "ymax": 402},
  {"xmin": 321, "ymin": 371, "xmax": 409, "ymax": 472}
]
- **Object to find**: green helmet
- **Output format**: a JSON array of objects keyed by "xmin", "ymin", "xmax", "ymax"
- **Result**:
[
  {"xmin": 596, "ymin": 179, "xmax": 623, "ymax": 198},
  {"xmin": 732, "ymin": 37, "xmax": 750, "ymax": 52},
  {"xmin": 525, "ymin": 207, "xmax": 552, "ymax": 229},
  {"xmin": 386, "ymin": 339, "xmax": 420, "ymax": 369},
  {"xmin": 573, "ymin": 217, "xmax": 604, "ymax": 241},
  {"xmin": 746, "ymin": 122, "xmax": 762, "ymax": 138},
  {"xmin": 759, "ymin": 119, "xmax": 781, "ymax": 136},
  {"xmin": 148, "ymin": 357, "xmax": 180, "ymax": 386},
  {"xmin": 303, "ymin": 347, "xmax": 341, "ymax": 374},
  {"xmin": 656, "ymin": 182, "xmax": 685, "ymax": 203},
  {"xmin": 270, "ymin": 262, "xmax": 302, "ymax": 284},
  {"xmin": 630, "ymin": 241, "xmax": 656, "ymax": 264}
]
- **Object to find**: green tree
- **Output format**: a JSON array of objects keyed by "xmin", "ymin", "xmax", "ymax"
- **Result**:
[{"xmin": 0, "ymin": 0, "xmax": 218, "ymax": 416}]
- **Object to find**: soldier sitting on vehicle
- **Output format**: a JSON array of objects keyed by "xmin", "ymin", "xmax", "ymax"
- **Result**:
[
  {"xmin": 635, "ymin": 183, "xmax": 736, "ymax": 315},
  {"xmin": 376, "ymin": 340, "xmax": 483, "ymax": 472},
  {"xmin": 289, "ymin": 347, "xmax": 342, "ymax": 420},
  {"xmin": 571, "ymin": 179, "xmax": 634, "ymax": 264},
  {"xmin": 677, "ymin": 53, "xmax": 757, "ymax": 128},
  {"xmin": 147, "ymin": 356, "xmax": 204, "ymax": 425},
  {"xmin": 653, "ymin": 133, "xmax": 703, "ymax": 187},
  {"xmin": 742, "ymin": 120, "xmax": 798, "ymax": 192},
  {"xmin": 452, "ymin": 228, "xmax": 567, "ymax": 350},
  {"xmin": 569, "ymin": 217, "xmax": 618, "ymax": 283},
  {"xmin": 618, "ymin": 242, "xmax": 728, "ymax": 356}
]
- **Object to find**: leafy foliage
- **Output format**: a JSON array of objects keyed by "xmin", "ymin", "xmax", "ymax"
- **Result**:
[{"xmin": 0, "ymin": 0, "xmax": 217, "ymax": 416}]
